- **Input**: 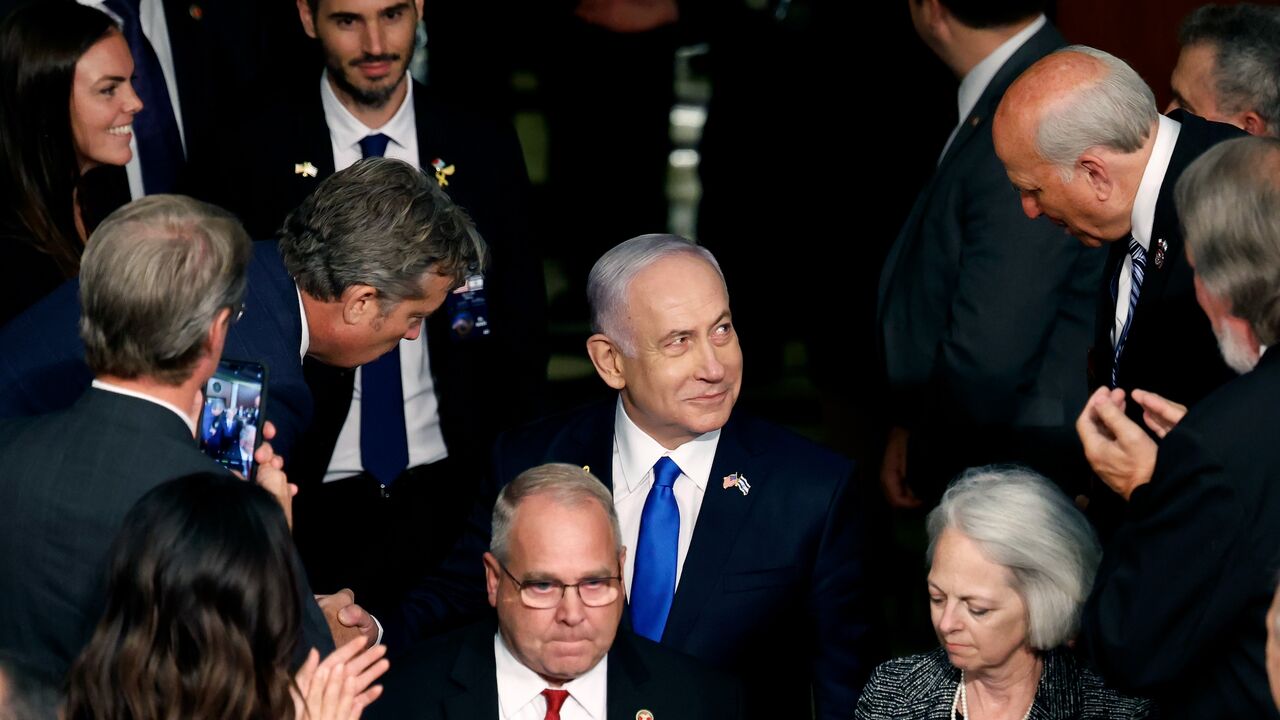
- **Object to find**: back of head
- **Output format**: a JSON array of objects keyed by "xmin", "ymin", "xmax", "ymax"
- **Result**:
[
  {"xmin": 0, "ymin": 0, "xmax": 117, "ymax": 276},
  {"xmin": 926, "ymin": 466, "xmax": 1101, "ymax": 649},
  {"xmin": 586, "ymin": 233, "xmax": 724, "ymax": 355},
  {"xmin": 1176, "ymin": 136, "xmax": 1280, "ymax": 346},
  {"xmin": 79, "ymin": 195, "xmax": 251, "ymax": 385},
  {"xmin": 934, "ymin": 0, "xmax": 1046, "ymax": 28},
  {"xmin": 64, "ymin": 472, "xmax": 300, "ymax": 720},
  {"xmin": 280, "ymin": 157, "xmax": 487, "ymax": 307},
  {"xmin": 1028, "ymin": 46, "xmax": 1158, "ymax": 174},
  {"xmin": 1179, "ymin": 4, "xmax": 1280, "ymax": 135}
]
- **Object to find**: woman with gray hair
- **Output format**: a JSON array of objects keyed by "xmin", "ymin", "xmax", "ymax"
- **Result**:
[{"xmin": 856, "ymin": 467, "xmax": 1152, "ymax": 719}]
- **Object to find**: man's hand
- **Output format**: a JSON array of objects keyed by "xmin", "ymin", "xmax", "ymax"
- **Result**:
[
  {"xmin": 1131, "ymin": 389, "xmax": 1187, "ymax": 439},
  {"xmin": 880, "ymin": 426, "xmax": 922, "ymax": 509},
  {"xmin": 317, "ymin": 589, "xmax": 378, "ymax": 650},
  {"xmin": 246, "ymin": 421, "xmax": 296, "ymax": 528},
  {"xmin": 1076, "ymin": 387, "xmax": 1157, "ymax": 500}
]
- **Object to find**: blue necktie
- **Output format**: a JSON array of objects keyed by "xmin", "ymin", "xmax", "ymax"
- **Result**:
[
  {"xmin": 357, "ymin": 133, "xmax": 409, "ymax": 487},
  {"xmin": 1110, "ymin": 236, "xmax": 1147, "ymax": 387},
  {"xmin": 102, "ymin": 0, "xmax": 183, "ymax": 194},
  {"xmin": 632, "ymin": 456, "xmax": 682, "ymax": 641}
]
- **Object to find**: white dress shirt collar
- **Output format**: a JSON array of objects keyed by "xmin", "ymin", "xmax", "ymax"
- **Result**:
[
  {"xmin": 613, "ymin": 397, "xmax": 719, "ymax": 496},
  {"xmin": 91, "ymin": 379, "xmax": 197, "ymax": 437},
  {"xmin": 319, "ymin": 70, "xmax": 416, "ymax": 157},
  {"xmin": 1130, "ymin": 113, "xmax": 1182, "ymax": 253},
  {"xmin": 955, "ymin": 14, "xmax": 1047, "ymax": 125},
  {"xmin": 494, "ymin": 632, "xmax": 607, "ymax": 720},
  {"xmin": 295, "ymin": 284, "xmax": 310, "ymax": 363}
]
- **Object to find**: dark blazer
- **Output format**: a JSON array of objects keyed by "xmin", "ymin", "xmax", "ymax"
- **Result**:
[
  {"xmin": 472, "ymin": 400, "xmax": 873, "ymax": 720},
  {"xmin": 855, "ymin": 647, "xmax": 1153, "ymax": 719},
  {"xmin": 878, "ymin": 22, "xmax": 1103, "ymax": 495},
  {"xmin": 1090, "ymin": 111, "xmax": 1242, "ymax": 412},
  {"xmin": 209, "ymin": 78, "xmax": 547, "ymax": 488},
  {"xmin": 0, "ymin": 389, "xmax": 333, "ymax": 685},
  {"xmin": 367, "ymin": 619, "xmax": 743, "ymax": 720},
  {"xmin": 1083, "ymin": 349, "xmax": 1280, "ymax": 718},
  {"xmin": 0, "ymin": 240, "xmax": 316, "ymax": 462}
]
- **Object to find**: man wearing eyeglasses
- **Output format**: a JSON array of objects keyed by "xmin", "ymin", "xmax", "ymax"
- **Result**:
[{"xmin": 369, "ymin": 463, "xmax": 743, "ymax": 720}]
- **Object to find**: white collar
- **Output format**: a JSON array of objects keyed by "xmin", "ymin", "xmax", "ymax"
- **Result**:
[
  {"xmin": 1130, "ymin": 113, "xmax": 1181, "ymax": 252},
  {"xmin": 319, "ymin": 70, "xmax": 416, "ymax": 155},
  {"xmin": 494, "ymin": 632, "xmax": 607, "ymax": 719},
  {"xmin": 91, "ymin": 379, "xmax": 197, "ymax": 437},
  {"xmin": 295, "ymin": 283, "xmax": 310, "ymax": 363},
  {"xmin": 613, "ymin": 396, "xmax": 719, "ymax": 495},
  {"xmin": 956, "ymin": 15, "xmax": 1046, "ymax": 126}
]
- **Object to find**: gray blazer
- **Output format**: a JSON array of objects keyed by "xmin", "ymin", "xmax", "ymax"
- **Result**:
[{"xmin": 855, "ymin": 647, "xmax": 1154, "ymax": 719}]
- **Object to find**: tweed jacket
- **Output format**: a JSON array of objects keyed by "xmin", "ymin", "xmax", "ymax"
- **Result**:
[{"xmin": 855, "ymin": 647, "xmax": 1154, "ymax": 719}]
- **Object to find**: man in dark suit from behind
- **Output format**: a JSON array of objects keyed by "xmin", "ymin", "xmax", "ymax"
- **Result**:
[
  {"xmin": 0, "ymin": 196, "xmax": 331, "ymax": 684},
  {"xmin": 474, "ymin": 235, "xmax": 874, "ymax": 719},
  {"xmin": 1077, "ymin": 136, "xmax": 1280, "ymax": 718},
  {"xmin": 208, "ymin": 0, "xmax": 548, "ymax": 617},
  {"xmin": 370, "ymin": 462, "xmax": 743, "ymax": 720},
  {"xmin": 879, "ymin": 0, "xmax": 1103, "ymax": 508}
]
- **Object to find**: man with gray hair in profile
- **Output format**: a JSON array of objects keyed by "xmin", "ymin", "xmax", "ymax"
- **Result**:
[
  {"xmin": 1169, "ymin": 3, "xmax": 1280, "ymax": 137},
  {"xmin": 1078, "ymin": 136, "xmax": 1280, "ymax": 717},
  {"xmin": 484, "ymin": 234, "xmax": 873, "ymax": 719},
  {"xmin": 993, "ymin": 46, "xmax": 1243, "ymax": 489},
  {"xmin": 0, "ymin": 196, "xmax": 332, "ymax": 684}
]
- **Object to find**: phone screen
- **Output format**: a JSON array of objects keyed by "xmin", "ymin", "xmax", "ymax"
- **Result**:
[{"xmin": 198, "ymin": 358, "xmax": 268, "ymax": 480}]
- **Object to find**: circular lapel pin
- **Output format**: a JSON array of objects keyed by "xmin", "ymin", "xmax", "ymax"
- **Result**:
[{"xmin": 636, "ymin": 710, "xmax": 654, "ymax": 720}]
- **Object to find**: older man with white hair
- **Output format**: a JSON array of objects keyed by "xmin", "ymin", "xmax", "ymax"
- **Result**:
[
  {"xmin": 1079, "ymin": 136, "xmax": 1280, "ymax": 718},
  {"xmin": 993, "ymin": 46, "xmax": 1243, "ymax": 428}
]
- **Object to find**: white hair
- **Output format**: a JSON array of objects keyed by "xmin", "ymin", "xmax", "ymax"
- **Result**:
[{"xmin": 926, "ymin": 466, "xmax": 1101, "ymax": 650}]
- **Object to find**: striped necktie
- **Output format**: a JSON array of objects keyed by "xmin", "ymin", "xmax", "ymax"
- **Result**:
[{"xmin": 1111, "ymin": 236, "xmax": 1146, "ymax": 387}]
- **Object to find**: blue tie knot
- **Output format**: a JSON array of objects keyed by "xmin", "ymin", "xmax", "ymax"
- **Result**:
[
  {"xmin": 359, "ymin": 133, "xmax": 392, "ymax": 159},
  {"xmin": 653, "ymin": 456, "xmax": 681, "ymax": 489}
]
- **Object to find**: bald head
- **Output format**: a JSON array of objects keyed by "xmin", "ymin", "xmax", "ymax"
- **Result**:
[{"xmin": 993, "ymin": 46, "xmax": 1159, "ymax": 246}]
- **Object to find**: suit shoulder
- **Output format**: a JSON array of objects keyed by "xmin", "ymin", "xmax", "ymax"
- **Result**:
[
  {"xmin": 496, "ymin": 401, "xmax": 612, "ymax": 458},
  {"xmin": 856, "ymin": 649, "xmax": 951, "ymax": 716},
  {"xmin": 733, "ymin": 412, "xmax": 852, "ymax": 476},
  {"xmin": 614, "ymin": 632, "xmax": 742, "ymax": 713}
]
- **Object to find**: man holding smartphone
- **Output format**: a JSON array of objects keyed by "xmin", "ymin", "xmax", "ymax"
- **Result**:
[{"xmin": 0, "ymin": 195, "xmax": 334, "ymax": 685}]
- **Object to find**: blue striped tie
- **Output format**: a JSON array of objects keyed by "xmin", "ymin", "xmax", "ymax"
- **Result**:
[
  {"xmin": 1111, "ymin": 236, "xmax": 1146, "ymax": 387},
  {"xmin": 631, "ymin": 457, "xmax": 682, "ymax": 641}
]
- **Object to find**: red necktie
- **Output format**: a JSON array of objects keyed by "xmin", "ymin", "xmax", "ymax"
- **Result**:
[{"xmin": 542, "ymin": 689, "xmax": 570, "ymax": 720}]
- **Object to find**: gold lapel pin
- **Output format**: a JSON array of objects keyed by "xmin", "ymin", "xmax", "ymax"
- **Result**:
[
  {"xmin": 294, "ymin": 162, "xmax": 318, "ymax": 178},
  {"xmin": 431, "ymin": 158, "xmax": 455, "ymax": 187}
]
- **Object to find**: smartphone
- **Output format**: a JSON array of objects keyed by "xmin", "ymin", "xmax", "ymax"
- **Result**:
[{"xmin": 197, "ymin": 358, "xmax": 268, "ymax": 480}]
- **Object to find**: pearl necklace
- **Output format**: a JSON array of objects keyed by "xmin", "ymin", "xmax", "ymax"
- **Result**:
[{"xmin": 950, "ymin": 670, "xmax": 1035, "ymax": 720}]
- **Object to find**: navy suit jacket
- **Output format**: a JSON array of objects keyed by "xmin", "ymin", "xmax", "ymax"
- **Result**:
[
  {"xmin": 0, "ymin": 240, "xmax": 314, "ymax": 461},
  {"xmin": 207, "ymin": 78, "xmax": 547, "ymax": 487},
  {"xmin": 0, "ymin": 389, "xmax": 333, "ymax": 684},
  {"xmin": 461, "ymin": 401, "xmax": 872, "ymax": 720},
  {"xmin": 368, "ymin": 619, "xmax": 744, "ymax": 720}
]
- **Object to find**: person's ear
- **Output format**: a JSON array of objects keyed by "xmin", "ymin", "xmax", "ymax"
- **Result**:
[
  {"xmin": 340, "ymin": 285, "xmax": 379, "ymax": 326},
  {"xmin": 586, "ymin": 334, "xmax": 628, "ymax": 391}
]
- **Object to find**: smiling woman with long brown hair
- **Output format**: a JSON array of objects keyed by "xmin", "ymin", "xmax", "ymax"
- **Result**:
[{"xmin": 0, "ymin": 0, "xmax": 139, "ymax": 325}]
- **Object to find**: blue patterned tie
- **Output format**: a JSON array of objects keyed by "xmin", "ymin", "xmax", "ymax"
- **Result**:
[
  {"xmin": 357, "ymin": 133, "xmax": 408, "ymax": 487},
  {"xmin": 631, "ymin": 456, "xmax": 682, "ymax": 641},
  {"xmin": 103, "ymin": 0, "xmax": 183, "ymax": 194},
  {"xmin": 1111, "ymin": 236, "xmax": 1147, "ymax": 387}
]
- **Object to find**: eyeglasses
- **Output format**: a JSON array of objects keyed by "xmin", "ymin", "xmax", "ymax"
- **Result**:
[{"xmin": 498, "ymin": 561, "xmax": 622, "ymax": 609}]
